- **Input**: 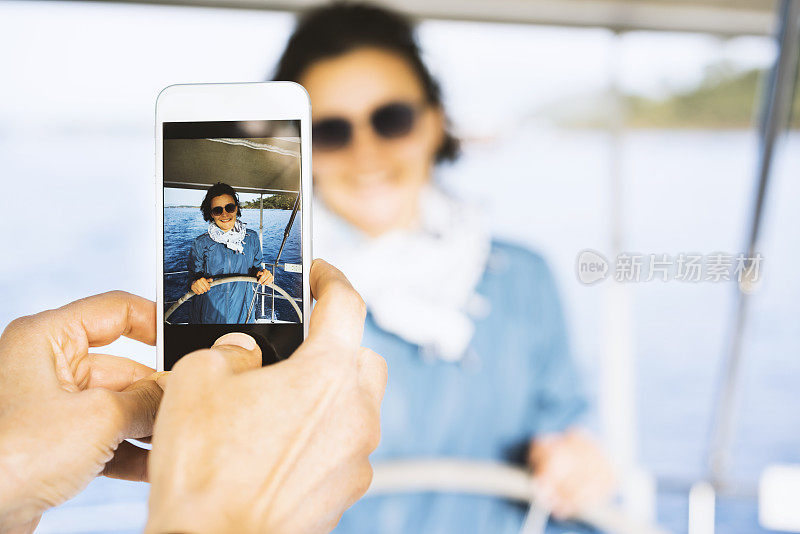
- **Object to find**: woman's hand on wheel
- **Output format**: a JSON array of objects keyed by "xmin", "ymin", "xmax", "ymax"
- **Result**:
[
  {"xmin": 256, "ymin": 269, "xmax": 274, "ymax": 286},
  {"xmin": 190, "ymin": 277, "xmax": 213, "ymax": 294},
  {"xmin": 528, "ymin": 428, "xmax": 616, "ymax": 520}
]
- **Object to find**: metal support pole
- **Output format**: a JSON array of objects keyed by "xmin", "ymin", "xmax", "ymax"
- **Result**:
[
  {"xmin": 707, "ymin": 0, "xmax": 800, "ymax": 488},
  {"xmin": 271, "ymin": 261, "xmax": 276, "ymax": 322},
  {"xmin": 260, "ymin": 193, "xmax": 265, "ymax": 318},
  {"xmin": 276, "ymin": 193, "xmax": 301, "ymax": 264},
  {"xmin": 601, "ymin": 30, "xmax": 656, "ymax": 523},
  {"xmin": 272, "ymin": 193, "xmax": 301, "ymax": 321}
]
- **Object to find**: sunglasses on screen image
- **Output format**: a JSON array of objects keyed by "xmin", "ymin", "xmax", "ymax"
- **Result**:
[
  {"xmin": 312, "ymin": 101, "xmax": 426, "ymax": 151},
  {"xmin": 211, "ymin": 203, "xmax": 237, "ymax": 216}
]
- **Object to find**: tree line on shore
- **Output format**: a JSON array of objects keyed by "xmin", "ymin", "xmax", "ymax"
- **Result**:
[{"xmin": 166, "ymin": 193, "xmax": 297, "ymax": 210}]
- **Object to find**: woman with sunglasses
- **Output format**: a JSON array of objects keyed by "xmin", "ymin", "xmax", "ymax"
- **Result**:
[
  {"xmin": 187, "ymin": 182, "xmax": 274, "ymax": 324},
  {"xmin": 274, "ymin": 4, "xmax": 615, "ymax": 533}
]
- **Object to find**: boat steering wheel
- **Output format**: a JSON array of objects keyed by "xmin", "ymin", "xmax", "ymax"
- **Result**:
[{"xmin": 164, "ymin": 276, "xmax": 303, "ymax": 324}]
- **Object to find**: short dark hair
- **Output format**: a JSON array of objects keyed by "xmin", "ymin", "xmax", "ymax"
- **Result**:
[
  {"xmin": 273, "ymin": 2, "xmax": 459, "ymax": 163},
  {"xmin": 200, "ymin": 182, "xmax": 241, "ymax": 222}
]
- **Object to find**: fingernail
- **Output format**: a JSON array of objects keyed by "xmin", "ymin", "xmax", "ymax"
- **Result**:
[
  {"xmin": 213, "ymin": 332, "xmax": 257, "ymax": 351},
  {"xmin": 146, "ymin": 371, "xmax": 170, "ymax": 390}
]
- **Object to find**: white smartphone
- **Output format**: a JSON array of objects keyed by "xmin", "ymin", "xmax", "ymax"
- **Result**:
[{"xmin": 155, "ymin": 82, "xmax": 312, "ymax": 371}]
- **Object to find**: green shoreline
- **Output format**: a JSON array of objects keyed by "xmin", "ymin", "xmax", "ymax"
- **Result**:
[{"xmin": 552, "ymin": 66, "xmax": 800, "ymax": 130}]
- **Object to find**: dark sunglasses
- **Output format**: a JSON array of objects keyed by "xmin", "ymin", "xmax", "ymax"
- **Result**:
[
  {"xmin": 210, "ymin": 203, "xmax": 237, "ymax": 217},
  {"xmin": 312, "ymin": 101, "xmax": 424, "ymax": 151}
]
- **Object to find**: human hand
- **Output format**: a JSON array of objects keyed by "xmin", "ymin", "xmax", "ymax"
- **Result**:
[
  {"xmin": 146, "ymin": 259, "xmax": 387, "ymax": 534},
  {"xmin": 528, "ymin": 428, "xmax": 616, "ymax": 520},
  {"xmin": 191, "ymin": 277, "xmax": 213, "ymax": 294},
  {"xmin": 256, "ymin": 269, "xmax": 274, "ymax": 286},
  {"xmin": 0, "ymin": 292, "xmax": 164, "ymax": 534}
]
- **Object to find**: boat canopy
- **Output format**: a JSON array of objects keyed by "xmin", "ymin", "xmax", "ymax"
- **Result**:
[
  {"xmin": 163, "ymin": 137, "xmax": 300, "ymax": 195},
  {"xmin": 116, "ymin": 0, "xmax": 778, "ymax": 36}
]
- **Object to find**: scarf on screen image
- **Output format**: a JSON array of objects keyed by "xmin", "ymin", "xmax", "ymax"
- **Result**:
[
  {"xmin": 313, "ymin": 186, "xmax": 491, "ymax": 362},
  {"xmin": 208, "ymin": 218, "xmax": 247, "ymax": 254}
]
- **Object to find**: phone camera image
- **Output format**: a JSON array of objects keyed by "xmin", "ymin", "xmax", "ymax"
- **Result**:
[{"xmin": 162, "ymin": 120, "xmax": 303, "ymax": 369}]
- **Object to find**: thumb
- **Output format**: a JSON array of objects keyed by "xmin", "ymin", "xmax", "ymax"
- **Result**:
[{"xmin": 112, "ymin": 377, "xmax": 163, "ymax": 440}]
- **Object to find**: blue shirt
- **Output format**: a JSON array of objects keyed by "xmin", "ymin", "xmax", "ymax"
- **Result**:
[
  {"xmin": 187, "ymin": 228, "xmax": 263, "ymax": 324},
  {"xmin": 334, "ymin": 241, "xmax": 589, "ymax": 534}
]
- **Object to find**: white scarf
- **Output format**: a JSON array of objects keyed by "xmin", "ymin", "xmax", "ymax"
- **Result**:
[
  {"xmin": 314, "ymin": 186, "xmax": 491, "ymax": 362},
  {"xmin": 208, "ymin": 218, "xmax": 247, "ymax": 254}
]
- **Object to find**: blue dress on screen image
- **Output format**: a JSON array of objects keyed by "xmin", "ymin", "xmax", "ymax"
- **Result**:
[
  {"xmin": 187, "ymin": 228, "xmax": 263, "ymax": 324},
  {"xmin": 333, "ymin": 241, "xmax": 592, "ymax": 534}
]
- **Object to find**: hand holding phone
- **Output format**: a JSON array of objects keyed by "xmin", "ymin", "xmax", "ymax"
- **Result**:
[
  {"xmin": 146, "ymin": 260, "xmax": 387, "ymax": 534},
  {"xmin": 0, "ymin": 292, "xmax": 163, "ymax": 533}
]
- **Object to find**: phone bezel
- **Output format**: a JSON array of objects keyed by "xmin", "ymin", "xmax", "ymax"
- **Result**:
[{"xmin": 155, "ymin": 82, "xmax": 312, "ymax": 372}]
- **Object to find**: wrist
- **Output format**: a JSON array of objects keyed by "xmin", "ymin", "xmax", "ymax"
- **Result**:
[
  {"xmin": 146, "ymin": 493, "xmax": 259, "ymax": 534},
  {"xmin": 0, "ymin": 447, "xmax": 40, "ymax": 533},
  {"xmin": 0, "ymin": 440, "xmax": 30, "ymax": 516}
]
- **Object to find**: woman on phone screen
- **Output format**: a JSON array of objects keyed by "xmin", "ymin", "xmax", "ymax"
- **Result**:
[{"xmin": 188, "ymin": 182, "xmax": 273, "ymax": 324}]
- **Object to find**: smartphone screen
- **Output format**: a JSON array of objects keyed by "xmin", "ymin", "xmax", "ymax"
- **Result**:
[{"xmin": 161, "ymin": 119, "xmax": 304, "ymax": 369}]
